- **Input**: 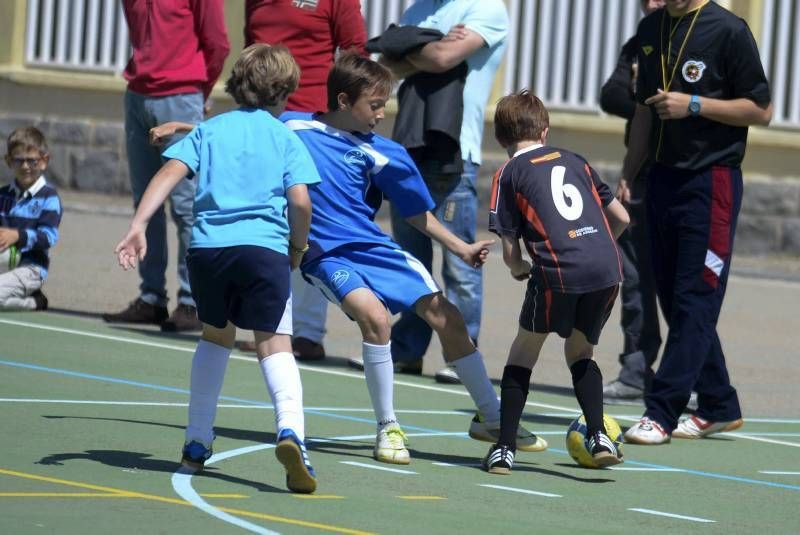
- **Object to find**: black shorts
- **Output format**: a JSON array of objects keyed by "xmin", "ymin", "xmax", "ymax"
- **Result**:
[
  {"xmin": 187, "ymin": 245, "xmax": 292, "ymax": 333},
  {"xmin": 518, "ymin": 279, "xmax": 618, "ymax": 345}
]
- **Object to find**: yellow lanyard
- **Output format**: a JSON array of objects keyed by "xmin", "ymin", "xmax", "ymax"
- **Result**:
[{"xmin": 659, "ymin": 1, "xmax": 708, "ymax": 91}]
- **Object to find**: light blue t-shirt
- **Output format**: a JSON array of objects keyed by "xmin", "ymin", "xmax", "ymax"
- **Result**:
[
  {"xmin": 282, "ymin": 111, "xmax": 435, "ymax": 263},
  {"xmin": 163, "ymin": 108, "xmax": 321, "ymax": 253},
  {"xmin": 401, "ymin": 0, "xmax": 508, "ymax": 165}
]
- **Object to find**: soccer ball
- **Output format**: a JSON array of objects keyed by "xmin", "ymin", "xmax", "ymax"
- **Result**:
[
  {"xmin": 0, "ymin": 245, "xmax": 19, "ymax": 274},
  {"xmin": 565, "ymin": 413, "xmax": 623, "ymax": 468}
]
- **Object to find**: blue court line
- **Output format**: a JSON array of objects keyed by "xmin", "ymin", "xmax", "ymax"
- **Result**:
[
  {"xmin": 0, "ymin": 359, "xmax": 442, "ymax": 434},
  {"xmin": 3, "ymin": 357, "xmax": 799, "ymax": 493}
]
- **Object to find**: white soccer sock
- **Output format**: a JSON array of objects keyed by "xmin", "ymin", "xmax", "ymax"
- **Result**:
[
  {"xmin": 452, "ymin": 350, "xmax": 502, "ymax": 425},
  {"xmin": 363, "ymin": 342, "xmax": 397, "ymax": 428},
  {"xmin": 186, "ymin": 339, "xmax": 231, "ymax": 445},
  {"xmin": 260, "ymin": 352, "xmax": 305, "ymax": 441}
]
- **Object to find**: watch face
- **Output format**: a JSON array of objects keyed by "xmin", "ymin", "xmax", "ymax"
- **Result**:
[{"xmin": 689, "ymin": 100, "xmax": 701, "ymax": 114}]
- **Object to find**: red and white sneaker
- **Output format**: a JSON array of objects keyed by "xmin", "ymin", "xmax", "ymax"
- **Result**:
[
  {"xmin": 672, "ymin": 415, "xmax": 743, "ymax": 439},
  {"xmin": 623, "ymin": 417, "xmax": 670, "ymax": 445}
]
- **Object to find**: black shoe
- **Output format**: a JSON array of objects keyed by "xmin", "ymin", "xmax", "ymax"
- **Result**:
[
  {"xmin": 103, "ymin": 298, "xmax": 168, "ymax": 325},
  {"xmin": 482, "ymin": 443, "xmax": 514, "ymax": 475},
  {"xmin": 161, "ymin": 304, "xmax": 202, "ymax": 332},
  {"xmin": 181, "ymin": 440, "xmax": 212, "ymax": 471},
  {"xmin": 587, "ymin": 431, "xmax": 623, "ymax": 467},
  {"xmin": 347, "ymin": 358, "xmax": 422, "ymax": 375},
  {"xmin": 31, "ymin": 290, "xmax": 48, "ymax": 311}
]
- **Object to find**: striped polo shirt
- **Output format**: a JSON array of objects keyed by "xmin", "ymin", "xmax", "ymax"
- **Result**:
[{"xmin": 0, "ymin": 175, "xmax": 62, "ymax": 278}]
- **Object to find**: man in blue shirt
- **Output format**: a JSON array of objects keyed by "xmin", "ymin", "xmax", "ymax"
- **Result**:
[{"xmin": 379, "ymin": 0, "xmax": 509, "ymax": 383}]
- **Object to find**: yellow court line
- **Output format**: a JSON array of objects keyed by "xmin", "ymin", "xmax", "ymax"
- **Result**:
[
  {"xmin": 0, "ymin": 492, "xmax": 127, "ymax": 498},
  {"xmin": 0, "ymin": 468, "xmax": 374, "ymax": 535},
  {"xmin": 396, "ymin": 496, "xmax": 446, "ymax": 500},
  {"xmin": 198, "ymin": 493, "xmax": 249, "ymax": 499}
]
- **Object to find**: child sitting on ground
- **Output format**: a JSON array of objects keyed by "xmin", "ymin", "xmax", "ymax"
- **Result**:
[
  {"xmin": 0, "ymin": 127, "xmax": 61, "ymax": 311},
  {"xmin": 482, "ymin": 90, "xmax": 630, "ymax": 474}
]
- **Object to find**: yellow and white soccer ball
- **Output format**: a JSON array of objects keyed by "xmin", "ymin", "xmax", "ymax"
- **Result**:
[
  {"xmin": 0, "ymin": 245, "xmax": 19, "ymax": 274},
  {"xmin": 565, "ymin": 413, "xmax": 623, "ymax": 468}
]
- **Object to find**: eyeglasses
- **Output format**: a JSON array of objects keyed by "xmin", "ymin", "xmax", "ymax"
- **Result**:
[{"xmin": 9, "ymin": 157, "xmax": 43, "ymax": 168}]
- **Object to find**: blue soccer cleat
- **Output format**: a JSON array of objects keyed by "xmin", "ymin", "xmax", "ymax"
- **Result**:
[
  {"xmin": 275, "ymin": 429, "xmax": 317, "ymax": 494},
  {"xmin": 181, "ymin": 440, "xmax": 212, "ymax": 471}
]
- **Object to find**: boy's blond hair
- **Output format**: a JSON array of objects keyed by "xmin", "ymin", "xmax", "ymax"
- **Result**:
[
  {"xmin": 7, "ymin": 126, "xmax": 49, "ymax": 156},
  {"xmin": 326, "ymin": 51, "xmax": 394, "ymax": 111},
  {"xmin": 494, "ymin": 90, "xmax": 550, "ymax": 148},
  {"xmin": 225, "ymin": 43, "xmax": 300, "ymax": 108}
]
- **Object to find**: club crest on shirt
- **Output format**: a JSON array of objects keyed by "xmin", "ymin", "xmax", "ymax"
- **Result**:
[
  {"xmin": 344, "ymin": 149, "xmax": 368, "ymax": 166},
  {"xmin": 292, "ymin": 0, "xmax": 319, "ymax": 10},
  {"xmin": 681, "ymin": 60, "xmax": 706, "ymax": 83},
  {"xmin": 331, "ymin": 269, "xmax": 350, "ymax": 289}
]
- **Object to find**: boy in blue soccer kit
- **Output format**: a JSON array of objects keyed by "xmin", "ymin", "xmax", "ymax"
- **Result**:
[
  {"xmin": 482, "ymin": 91, "xmax": 630, "ymax": 473},
  {"xmin": 284, "ymin": 53, "xmax": 544, "ymax": 464},
  {"xmin": 115, "ymin": 44, "xmax": 320, "ymax": 493}
]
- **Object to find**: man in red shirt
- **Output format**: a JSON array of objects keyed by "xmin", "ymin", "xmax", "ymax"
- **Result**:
[
  {"xmin": 104, "ymin": 0, "xmax": 230, "ymax": 331},
  {"xmin": 242, "ymin": 0, "xmax": 366, "ymax": 359}
]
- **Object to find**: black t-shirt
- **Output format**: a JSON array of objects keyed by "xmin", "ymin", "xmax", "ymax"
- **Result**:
[
  {"xmin": 636, "ymin": 2, "xmax": 771, "ymax": 170},
  {"xmin": 488, "ymin": 145, "xmax": 622, "ymax": 294}
]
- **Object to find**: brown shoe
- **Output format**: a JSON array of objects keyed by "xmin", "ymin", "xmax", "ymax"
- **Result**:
[
  {"xmin": 293, "ymin": 337, "xmax": 325, "ymax": 361},
  {"xmin": 103, "ymin": 298, "xmax": 168, "ymax": 325},
  {"xmin": 161, "ymin": 304, "xmax": 202, "ymax": 332}
]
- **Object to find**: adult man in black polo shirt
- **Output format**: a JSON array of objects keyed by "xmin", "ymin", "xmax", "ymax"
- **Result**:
[{"xmin": 620, "ymin": 0, "xmax": 772, "ymax": 445}]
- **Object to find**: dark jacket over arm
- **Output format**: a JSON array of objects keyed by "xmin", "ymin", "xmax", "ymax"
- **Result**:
[{"xmin": 600, "ymin": 35, "xmax": 639, "ymax": 146}]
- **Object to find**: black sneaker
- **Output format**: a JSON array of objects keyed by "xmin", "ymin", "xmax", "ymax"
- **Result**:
[
  {"xmin": 482, "ymin": 444, "xmax": 514, "ymax": 475},
  {"xmin": 161, "ymin": 304, "xmax": 202, "ymax": 332},
  {"xmin": 31, "ymin": 290, "xmax": 48, "ymax": 311},
  {"xmin": 587, "ymin": 431, "xmax": 623, "ymax": 467}
]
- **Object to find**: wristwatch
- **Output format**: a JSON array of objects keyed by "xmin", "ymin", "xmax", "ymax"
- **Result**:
[
  {"xmin": 289, "ymin": 242, "xmax": 309, "ymax": 254},
  {"xmin": 688, "ymin": 94, "xmax": 702, "ymax": 116}
]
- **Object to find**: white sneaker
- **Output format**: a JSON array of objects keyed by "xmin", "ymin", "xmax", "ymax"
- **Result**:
[
  {"xmin": 623, "ymin": 417, "xmax": 670, "ymax": 445},
  {"xmin": 468, "ymin": 414, "xmax": 548, "ymax": 452},
  {"xmin": 374, "ymin": 423, "xmax": 410, "ymax": 465},
  {"xmin": 434, "ymin": 366, "xmax": 461, "ymax": 384},
  {"xmin": 672, "ymin": 415, "xmax": 743, "ymax": 439}
]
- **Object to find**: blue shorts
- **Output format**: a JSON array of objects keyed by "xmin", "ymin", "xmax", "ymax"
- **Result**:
[
  {"xmin": 301, "ymin": 244, "xmax": 440, "ymax": 314},
  {"xmin": 187, "ymin": 245, "xmax": 292, "ymax": 333}
]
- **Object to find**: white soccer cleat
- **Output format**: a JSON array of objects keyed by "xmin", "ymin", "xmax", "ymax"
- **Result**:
[
  {"xmin": 468, "ymin": 414, "xmax": 548, "ymax": 452},
  {"xmin": 672, "ymin": 415, "xmax": 743, "ymax": 439},
  {"xmin": 623, "ymin": 417, "xmax": 670, "ymax": 445},
  {"xmin": 374, "ymin": 423, "xmax": 410, "ymax": 465}
]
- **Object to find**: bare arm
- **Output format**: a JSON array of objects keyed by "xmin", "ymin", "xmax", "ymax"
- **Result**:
[
  {"xmin": 603, "ymin": 198, "xmax": 630, "ymax": 240},
  {"xmin": 618, "ymin": 104, "xmax": 652, "ymax": 203},
  {"xmin": 405, "ymin": 211, "xmax": 493, "ymax": 267},
  {"xmin": 115, "ymin": 160, "xmax": 189, "ymax": 269},
  {"xmin": 150, "ymin": 121, "xmax": 195, "ymax": 145},
  {"xmin": 500, "ymin": 234, "xmax": 532, "ymax": 281},
  {"xmin": 286, "ymin": 184, "xmax": 312, "ymax": 270},
  {"xmin": 645, "ymin": 90, "xmax": 773, "ymax": 127},
  {"xmin": 405, "ymin": 25, "xmax": 485, "ymax": 73},
  {"xmin": 378, "ymin": 55, "xmax": 419, "ymax": 80}
]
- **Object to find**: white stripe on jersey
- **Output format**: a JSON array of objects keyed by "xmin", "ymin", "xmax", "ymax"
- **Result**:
[{"xmin": 284, "ymin": 119, "xmax": 389, "ymax": 175}]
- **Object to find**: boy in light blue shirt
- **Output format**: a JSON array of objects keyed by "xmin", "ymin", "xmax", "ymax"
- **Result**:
[{"xmin": 114, "ymin": 44, "xmax": 320, "ymax": 494}]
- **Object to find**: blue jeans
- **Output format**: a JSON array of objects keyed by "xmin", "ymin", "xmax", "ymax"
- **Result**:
[
  {"xmin": 389, "ymin": 161, "xmax": 482, "ymax": 363},
  {"xmin": 124, "ymin": 90, "xmax": 203, "ymax": 307}
]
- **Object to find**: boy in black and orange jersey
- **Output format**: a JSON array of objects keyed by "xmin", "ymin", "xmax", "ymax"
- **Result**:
[{"xmin": 482, "ymin": 90, "xmax": 630, "ymax": 474}]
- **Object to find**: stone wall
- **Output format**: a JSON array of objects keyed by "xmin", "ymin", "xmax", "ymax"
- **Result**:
[{"xmin": 2, "ymin": 112, "xmax": 799, "ymax": 256}]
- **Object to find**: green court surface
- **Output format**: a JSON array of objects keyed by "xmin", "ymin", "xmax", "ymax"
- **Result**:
[{"xmin": 1, "ymin": 312, "xmax": 798, "ymax": 534}]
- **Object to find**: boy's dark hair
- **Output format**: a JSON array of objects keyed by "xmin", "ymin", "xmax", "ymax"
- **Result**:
[
  {"xmin": 225, "ymin": 43, "xmax": 300, "ymax": 108},
  {"xmin": 494, "ymin": 90, "xmax": 550, "ymax": 148},
  {"xmin": 326, "ymin": 51, "xmax": 394, "ymax": 111},
  {"xmin": 7, "ymin": 126, "xmax": 49, "ymax": 155}
]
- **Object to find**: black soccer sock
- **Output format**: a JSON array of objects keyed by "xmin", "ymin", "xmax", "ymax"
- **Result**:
[
  {"xmin": 570, "ymin": 359, "xmax": 605, "ymax": 436},
  {"xmin": 498, "ymin": 365, "xmax": 532, "ymax": 449}
]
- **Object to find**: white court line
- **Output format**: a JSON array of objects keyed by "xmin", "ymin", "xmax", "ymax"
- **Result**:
[
  {"xmin": 339, "ymin": 461, "xmax": 417, "ymax": 475},
  {"xmin": 759, "ymin": 471, "xmax": 800, "ymax": 475},
  {"xmin": 478, "ymin": 484, "xmax": 561, "ymax": 498},
  {"xmin": 433, "ymin": 462, "xmax": 482, "ymax": 467},
  {"xmin": 628, "ymin": 508, "xmax": 715, "ymax": 523},
  {"xmin": 726, "ymin": 433, "xmax": 800, "ymax": 448}
]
